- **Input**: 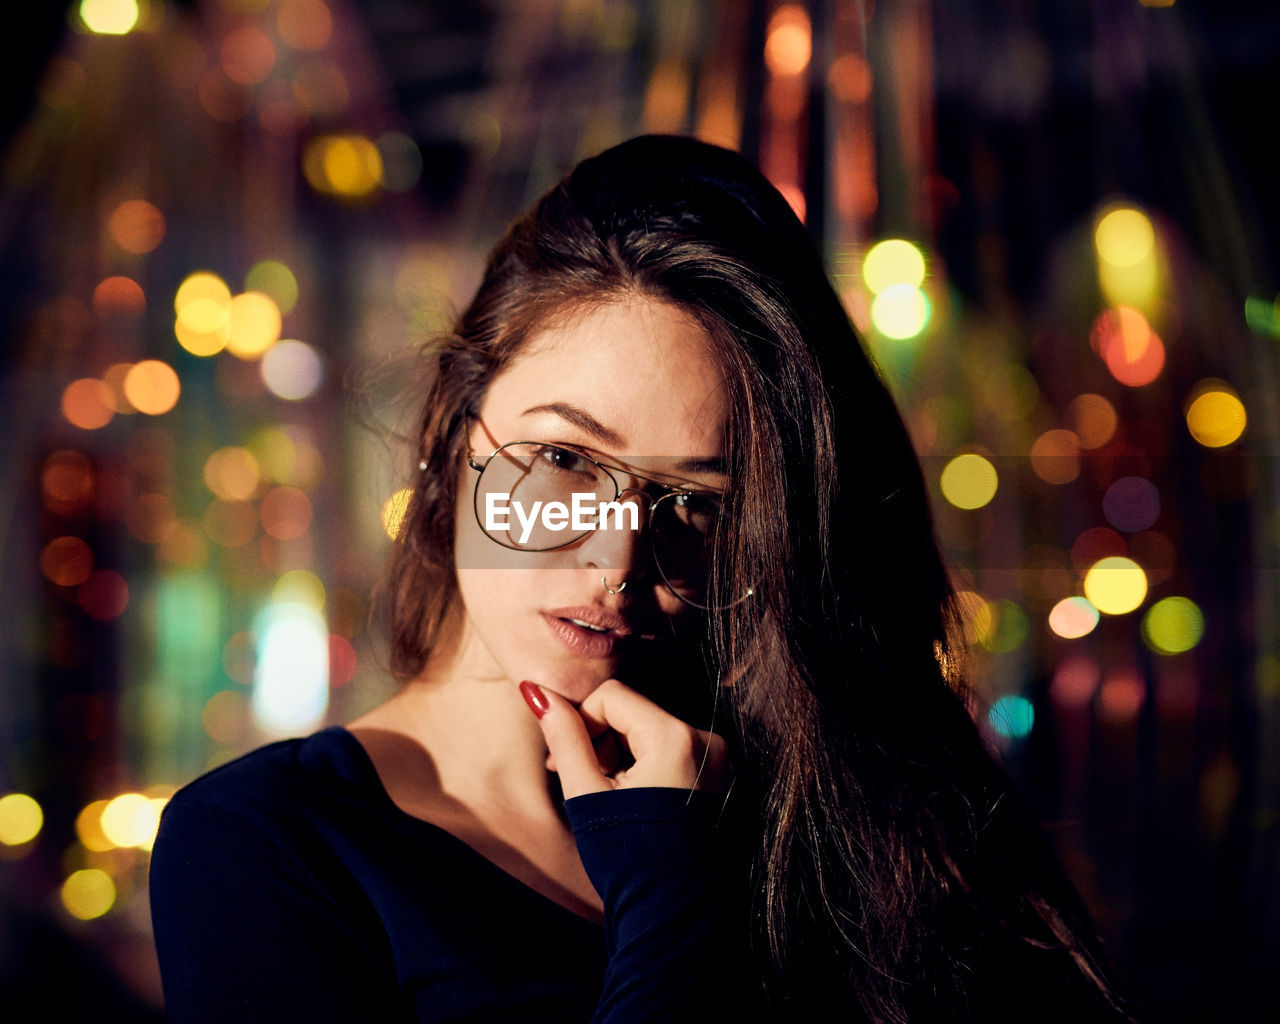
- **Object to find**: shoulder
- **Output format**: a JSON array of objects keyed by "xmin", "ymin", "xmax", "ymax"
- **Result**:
[{"xmin": 154, "ymin": 726, "xmax": 381, "ymax": 859}]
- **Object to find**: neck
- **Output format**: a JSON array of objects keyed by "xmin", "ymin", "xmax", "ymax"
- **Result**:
[{"xmin": 354, "ymin": 616, "xmax": 559, "ymax": 815}]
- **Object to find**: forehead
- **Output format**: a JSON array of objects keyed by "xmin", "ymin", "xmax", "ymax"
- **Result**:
[{"xmin": 478, "ymin": 296, "xmax": 730, "ymax": 462}]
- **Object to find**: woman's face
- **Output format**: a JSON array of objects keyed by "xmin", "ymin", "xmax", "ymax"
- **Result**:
[{"xmin": 452, "ymin": 295, "xmax": 730, "ymax": 705}]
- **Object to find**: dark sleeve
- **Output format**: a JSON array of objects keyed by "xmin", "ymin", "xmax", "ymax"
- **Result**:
[
  {"xmin": 149, "ymin": 794, "xmax": 405, "ymax": 1023},
  {"xmin": 564, "ymin": 787, "xmax": 723, "ymax": 1024}
]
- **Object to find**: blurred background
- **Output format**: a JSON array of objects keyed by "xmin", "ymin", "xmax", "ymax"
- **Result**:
[{"xmin": 1, "ymin": 0, "xmax": 1276, "ymax": 1019}]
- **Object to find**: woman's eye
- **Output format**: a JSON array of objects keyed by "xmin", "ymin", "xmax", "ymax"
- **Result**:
[{"xmin": 535, "ymin": 446, "xmax": 593, "ymax": 475}]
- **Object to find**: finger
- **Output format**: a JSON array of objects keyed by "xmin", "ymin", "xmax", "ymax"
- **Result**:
[{"xmin": 518, "ymin": 681, "xmax": 612, "ymax": 798}]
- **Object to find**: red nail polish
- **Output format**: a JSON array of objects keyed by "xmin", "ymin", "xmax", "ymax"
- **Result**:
[{"xmin": 519, "ymin": 681, "xmax": 550, "ymax": 719}]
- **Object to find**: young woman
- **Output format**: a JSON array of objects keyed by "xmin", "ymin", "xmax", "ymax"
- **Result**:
[{"xmin": 150, "ymin": 135, "xmax": 1132, "ymax": 1022}]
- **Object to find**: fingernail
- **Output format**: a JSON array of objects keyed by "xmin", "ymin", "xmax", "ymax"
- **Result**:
[{"xmin": 519, "ymin": 681, "xmax": 550, "ymax": 719}]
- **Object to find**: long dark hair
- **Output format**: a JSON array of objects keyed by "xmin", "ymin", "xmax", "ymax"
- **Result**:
[{"xmin": 384, "ymin": 135, "xmax": 1129, "ymax": 1021}]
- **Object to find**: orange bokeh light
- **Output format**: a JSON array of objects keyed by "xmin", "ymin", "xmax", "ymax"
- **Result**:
[
  {"xmin": 221, "ymin": 26, "xmax": 277, "ymax": 85},
  {"xmin": 42, "ymin": 451, "xmax": 94, "ymax": 507},
  {"xmin": 108, "ymin": 200, "xmax": 165, "ymax": 255},
  {"xmin": 259, "ymin": 486, "xmax": 312, "ymax": 540},
  {"xmin": 91, "ymin": 276, "xmax": 145, "ymax": 317},
  {"xmin": 41, "ymin": 536, "xmax": 94, "ymax": 587},
  {"xmin": 279, "ymin": 0, "xmax": 334, "ymax": 51},
  {"xmin": 123, "ymin": 360, "xmax": 180, "ymax": 415},
  {"xmin": 765, "ymin": 5, "xmax": 812, "ymax": 76},
  {"xmin": 61, "ymin": 378, "xmax": 114, "ymax": 430}
]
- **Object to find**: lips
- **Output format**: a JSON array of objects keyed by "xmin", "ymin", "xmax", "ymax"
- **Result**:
[{"xmin": 542, "ymin": 605, "xmax": 633, "ymax": 658}]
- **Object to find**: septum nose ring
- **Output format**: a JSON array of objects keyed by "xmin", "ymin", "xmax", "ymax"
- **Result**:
[{"xmin": 602, "ymin": 576, "xmax": 627, "ymax": 595}]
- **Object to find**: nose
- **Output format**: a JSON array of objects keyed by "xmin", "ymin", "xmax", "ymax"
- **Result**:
[{"xmin": 576, "ymin": 489, "xmax": 650, "ymax": 582}]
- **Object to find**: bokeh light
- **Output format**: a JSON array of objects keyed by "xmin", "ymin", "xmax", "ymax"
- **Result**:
[
  {"xmin": 0, "ymin": 793, "xmax": 43, "ymax": 846},
  {"xmin": 981, "ymin": 600, "xmax": 1029, "ymax": 653},
  {"xmin": 244, "ymin": 260, "xmax": 299, "ymax": 314},
  {"xmin": 273, "ymin": 569, "xmax": 325, "ymax": 609},
  {"xmin": 376, "ymin": 132, "xmax": 424, "ymax": 192},
  {"xmin": 102, "ymin": 363, "xmax": 136, "ymax": 413},
  {"xmin": 329, "ymin": 634, "xmax": 357, "ymax": 685},
  {"xmin": 75, "ymin": 800, "xmax": 114, "ymax": 852},
  {"xmin": 381, "ymin": 488, "xmax": 413, "ymax": 539},
  {"xmin": 100, "ymin": 792, "xmax": 160, "ymax": 848},
  {"xmin": 202, "ymin": 690, "xmax": 250, "ymax": 745},
  {"xmin": 43, "ymin": 450, "xmax": 94, "ymax": 508},
  {"xmin": 204, "ymin": 446, "xmax": 261, "ymax": 501},
  {"xmin": 62, "ymin": 378, "xmax": 115, "ymax": 430},
  {"xmin": 227, "ymin": 292, "xmax": 283, "ymax": 359},
  {"xmin": 61, "ymin": 868, "xmax": 116, "ymax": 920},
  {"xmin": 221, "ymin": 26, "xmax": 276, "ymax": 85},
  {"xmin": 1068, "ymin": 393, "xmax": 1117, "ymax": 449},
  {"xmin": 41, "ymin": 536, "xmax": 94, "ymax": 587},
  {"xmin": 954, "ymin": 590, "xmax": 994, "ymax": 646},
  {"xmin": 764, "ymin": 5, "xmax": 812, "ymax": 76},
  {"xmin": 939, "ymin": 453, "xmax": 998, "ymax": 510},
  {"xmin": 1142, "ymin": 596, "xmax": 1205, "ymax": 655},
  {"xmin": 1094, "ymin": 205, "xmax": 1155, "ymax": 267},
  {"xmin": 259, "ymin": 486, "xmax": 312, "ymax": 540},
  {"xmin": 1050, "ymin": 656, "xmax": 1100, "ymax": 707},
  {"xmin": 1083, "ymin": 556, "xmax": 1148, "ymax": 615},
  {"xmin": 870, "ymin": 284, "xmax": 931, "ymax": 339},
  {"xmin": 108, "ymin": 199, "xmax": 165, "ymax": 254},
  {"xmin": 92, "ymin": 276, "xmax": 145, "ymax": 317},
  {"xmin": 79, "ymin": 570, "xmax": 129, "ymax": 620},
  {"xmin": 279, "ymin": 0, "xmax": 334, "ymax": 51},
  {"xmin": 302, "ymin": 134, "xmax": 384, "ymax": 199},
  {"xmin": 252, "ymin": 602, "xmax": 329, "ymax": 734},
  {"xmin": 1090, "ymin": 306, "xmax": 1165, "ymax": 386},
  {"xmin": 1103, "ymin": 477, "xmax": 1161, "ymax": 532},
  {"xmin": 175, "ymin": 272, "xmax": 233, "ymax": 356},
  {"xmin": 127, "ymin": 492, "xmax": 177, "ymax": 544},
  {"xmin": 261, "ymin": 339, "xmax": 323, "ymax": 400},
  {"xmin": 862, "ymin": 239, "xmax": 926, "ymax": 293},
  {"xmin": 988, "ymin": 695, "xmax": 1035, "ymax": 739},
  {"xmin": 1048, "ymin": 596, "xmax": 1100, "ymax": 639},
  {"xmin": 1030, "ymin": 429, "xmax": 1080, "ymax": 484},
  {"xmin": 123, "ymin": 359, "xmax": 180, "ymax": 414},
  {"xmin": 1185, "ymin": 382, "xmax": 1246, "ymax": 448},
  {"xmin": 1099, "ymin": 671, "xmax": 1146, "ymax": 722},
  {"xmin": 79, "ymin": 0, "xmax": 139, "ymax": 35}
]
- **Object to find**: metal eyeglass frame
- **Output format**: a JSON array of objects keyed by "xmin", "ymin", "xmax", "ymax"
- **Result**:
[{"xmin": 465, "ymin": 439, "xmax": 755, "ymax": 610}]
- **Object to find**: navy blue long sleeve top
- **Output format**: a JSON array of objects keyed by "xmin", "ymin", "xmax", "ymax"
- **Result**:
[{"xmin": 149, "ymin": 726, "xmax": 747, "ymax": 1023}]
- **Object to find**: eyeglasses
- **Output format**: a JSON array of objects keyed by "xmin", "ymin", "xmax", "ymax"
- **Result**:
[{"xmin": 466, "ymin": 440, "xmax": 754, "ymax": 610}]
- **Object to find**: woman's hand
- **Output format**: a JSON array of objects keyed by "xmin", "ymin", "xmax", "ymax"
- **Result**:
[{"xmin": 519, "ymin": 679, "xmax": 729, "ymax": 799}]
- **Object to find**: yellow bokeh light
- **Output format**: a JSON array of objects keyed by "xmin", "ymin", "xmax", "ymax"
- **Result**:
[
  {"xmin": 381, "ymin": 487, "xmax": 413, "ymax": 540},
  {"xmin": 1048, "ymin": 596, "xmax": 1100, "ymax": 639},
  {"xmin": 303, "ymin": 134, "xmax": 384, "ymax": 199},
  {"xmin": 175, "ymin": 271, "xmax": 231, "ymax": 313},
  {"xmin": 61, "ymin": 868, "xmax": 116, "ymax": 920},
  {"xmin": 0, "ymin": 793, "xmax": 43, "ymax": 846},
  {"xmin": 940, "ymin": 453, "xmax": 998, "ymax": 510},
  {"xmin": 1185, "ymin": 386, "xmax": 1246, "ymax": 448},
  {"xmin": 1095, "ymin": 205, "xmax": 1155, "ymax": 267},
  {"xmin": 870, "ymin": 284, "xmax": 930, "ymax": 339},
  {"xmin": 764, "ymin": 5, "xmax": 812, "ymax": 76},
  {"xmin": 75, "ymin": 800, "xmax": 115, "ymax": 852},
  {"xmin": 100, "ymin": 792, "xmax": 161, "ymax": 848},
  {"xmin": 226, "ymin": 291, "xmax": 283, "ymax": 359},
  {"xmin": 862, "ymin": 239, "xmax": 926, "ymax": 293},
  {"xmin": 1083, "ymin": 556, "xmax": 1148, "ymax": 615},
  {"xmin": 203, "ymin": 446, "xmax": 262, "ymax": 501},
  {"xmin": 80, "ymin": 0, "xmax": 139, "ymax": 36},
  {"xmin": 1141, "ymin": 596, "xmax": 1204, "ymax": 655},
  {"xmin": 273, "ymin": 569, "xmax": 326, "ymax": 609},
  {"xmin": 123, "ymin": 359, "xmax": 180, "ymax": 415}
]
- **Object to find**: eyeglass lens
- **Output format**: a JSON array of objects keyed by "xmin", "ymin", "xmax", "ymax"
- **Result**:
[{"xmin": 471, "ymin": 442, "xmax": 739, "ymax": 609}]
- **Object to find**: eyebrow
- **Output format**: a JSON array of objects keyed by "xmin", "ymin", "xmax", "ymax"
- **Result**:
[{"xmin": 520, "ymin": 401, "xmax": 729, "ymax": 477}]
